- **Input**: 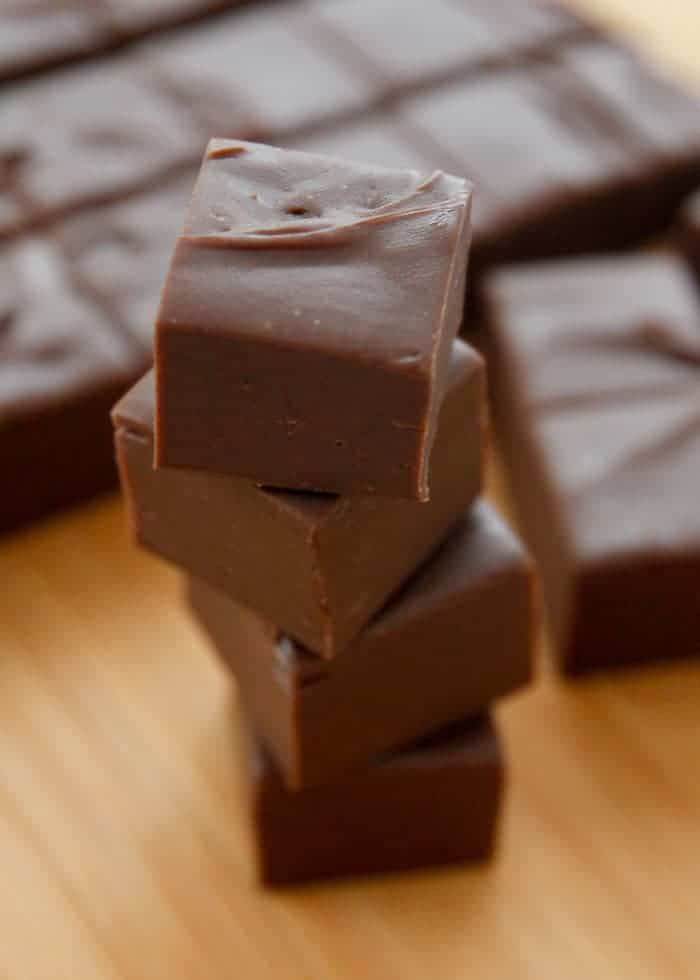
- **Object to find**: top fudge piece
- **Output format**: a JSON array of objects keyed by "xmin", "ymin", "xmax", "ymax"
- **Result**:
[
  {"xmin": 155, "ymin": 139, "xmax": 473, "ymax": 499},
  {"xmin": 485, "ymin": 252, "xmax": 700, "ymax": 674}
]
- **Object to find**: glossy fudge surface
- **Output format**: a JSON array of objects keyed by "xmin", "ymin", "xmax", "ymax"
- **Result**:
[
  {"xmin": 0, "ymin": 236, "xmax": 140, "ymax": 533},
  {"xmin": 188, "ymin": 500, "xmax": 533, "ymax": 788},
  {"xmin": 114, "ymin": 341, "xmax": 485, "ymax": 657},
  {"xmin": 241, "ymin": 712, "xmax": 503, "ymax": 885},
  {"xmin": 485, "ymin": 252, "xmax": 700, "ymax": 674},
  {"xmin": 155, "ymin": 139, "xmax": 472, "ymax": 499}
]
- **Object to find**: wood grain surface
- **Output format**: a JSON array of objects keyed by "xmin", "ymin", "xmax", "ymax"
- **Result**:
[{"xmin": 2, "ymin": 3, "xmax": 699, "ymax": 977}]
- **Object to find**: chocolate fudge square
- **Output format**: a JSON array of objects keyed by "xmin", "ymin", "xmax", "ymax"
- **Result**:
[
  {"xmin": 147, "ymin": 7, "xmax": 375, "ymax": 141},
  {"xmin": 114, "ymin": 341, "xmax": 485, "ymax": 657},
  {"xmin": 0, "ymin": 57, "xmax": 200, "ymax": 235},
  {"xmin": 240, "ymin": 711, "xmax": 503, "ymax": 886},
  {"xmin": 155, "ymin": 139, "xmax": 473, "ymax": 499},
  {"xmin": 0, "ymin": 236, "xmax": 139, "ymax": 534},
  {"xmin": 485, "ymin": 252, "xmax": 700, "ymax": 674},
  {"xmin": 188, "ymin": 500, "xmax": 533, "ymax": 789}
]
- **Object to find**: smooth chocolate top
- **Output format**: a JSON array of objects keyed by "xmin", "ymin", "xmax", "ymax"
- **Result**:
[
  {"xmin": 0, "ymin": 238, "xmax": 134, "ymax": 421},
  {"xmin": 678, "ymin": 189, "xmax": 700, "ymax": 277},
  {"xmin": 0, "ymin": 59, "xmax": 199, "ymax": 229},
  {"xmin": 165, "ymin": 138, "xmax": 471, "ymax": 363},
  {"xmin": 312, "ymin": 0, "xmax": 499, "ymax": 90},
  {"xmin": 486, "ymin": 252, "xmax": 700, "ymax": 562},
  {"xmin": 148, "ymin": 8, "xmax": 374, "ymax": 139}
]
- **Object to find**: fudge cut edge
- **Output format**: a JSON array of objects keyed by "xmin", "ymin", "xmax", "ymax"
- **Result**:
[{"xmin": 154, "ymin": 139, "xmax": 472, "ymax": 498}]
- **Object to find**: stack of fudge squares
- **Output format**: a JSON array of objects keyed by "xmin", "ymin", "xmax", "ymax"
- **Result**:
[{"xmin": 112, "ymin": 140, "xmax": 534, "ymax": 885}]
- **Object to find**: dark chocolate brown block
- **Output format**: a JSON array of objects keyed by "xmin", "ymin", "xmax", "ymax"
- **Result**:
[
  {"xmin": 485, "ymin": 252, "xmax": 700, "ymax": 674},
  {"xmin": 0, "ymin": 237, "xmax": 140, "ymax": 534},
  {"xmin": 312, "ymin": 0, "xmax": 589, "ymax": 97},
  {"xmin": 114, "ymin": 340, "xmax": 484, "ymax": 656},
  {"xmin": 0, "ymin": 58, "xmax": 200, "ymax": 236},
  {"xmin": 147, "ymin": 7, "xmax": 375, "ymax": 141},
  {"xmin": 188, "ymin": 500, "xmax": 533, "ymax": 788},
  {"xmin": 677, "ymin": 190, "xmax": 700, "ymax": 281},
  {"xmin": 155, "ymin": 139, "xmax": 472, "ymax": 498},
  {"xmin": 241, "ymin": 712, "xmax": 503, "ymax": 885}
]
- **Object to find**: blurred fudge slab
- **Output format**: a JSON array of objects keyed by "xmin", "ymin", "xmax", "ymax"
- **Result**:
[
  {"xmin": 0, "ymin": 1, "xmax": 112, "ymax": 83},
  {"xmin": 154, "ymin": 140, "xmax": 473, "ymax": 498},
  {"xmin": 112, "ymin": 342, "xmax": 485, "ymax": 658},
  {"xmin": 0, "ymin": 236, "xmax": 143, "ymax": 534},
  {"xmin": 310, "ymin": 0, "xmax": 592, "ymax": 97},
  {"xmin": 0, "ymin": 1, "xmax": 253, "ymax": 85},
  {"xmin": 241, "ymin": 712, "xmax": 503, "ymax": 885},
  {"xmin": 145, "ymin": 6, "xmax": 377, "ymax": 140},
  {"xmin": 677, "ymin": 190, "xmax": 700, "ymax": 281},
  {"xmin": 188, "ymin": 501, "xmax": 533, "ymax": 789},
  {"xmin": 485, "ymin": 253, "xmax": 700, "ymax": 674},
  {"xmin": 399, "ymin": 47, "xmax": 700, "ymax": 272},
  {"xmin": 58, "ymin": 173, "xmax": 195, "ymax": 355},
  {"xmin": 103, "ymin": 0, "xmax": 248, "ymax": 38},
  {"xmin": 3, "ymin": 0, "xmax": 700, "ymax": 534},
  {"xmin": 0, "ymin": 58, "xmax": 201, "ymax": 236}
]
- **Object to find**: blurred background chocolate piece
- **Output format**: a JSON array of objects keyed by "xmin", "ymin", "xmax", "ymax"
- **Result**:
[
  {"xmin": 0, "ymin": 236, "xmax": 141, "ymax": 534},
  {"xmin": 485, "ymin": 252, "xmax": 700, "ymax": 674}
]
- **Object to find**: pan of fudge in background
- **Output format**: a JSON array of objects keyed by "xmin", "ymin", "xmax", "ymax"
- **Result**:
[
  {"xmin": 2, "ymin": 0, "xmax": 700, "ymax": 681},
  {"xmin": 2, "ymin": 0, "xmax": 700, "ymax": 534}
]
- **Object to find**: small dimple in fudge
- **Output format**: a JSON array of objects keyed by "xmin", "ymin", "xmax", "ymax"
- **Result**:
[{"xmin": 188, "ymin": 141, "xmax": 459, "ymax": 242}]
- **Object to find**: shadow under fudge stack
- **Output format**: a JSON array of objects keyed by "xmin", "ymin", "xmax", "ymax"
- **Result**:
[{"xmin": 112, "ymin": 138, "xmax": 534, "ymax": 885}]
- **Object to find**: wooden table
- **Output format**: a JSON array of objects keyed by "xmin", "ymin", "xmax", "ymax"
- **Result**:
[{"xmin": 2, "ymin": 3, "xmax": 699, "ymax": 976}]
